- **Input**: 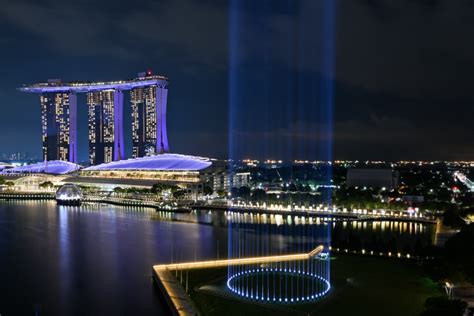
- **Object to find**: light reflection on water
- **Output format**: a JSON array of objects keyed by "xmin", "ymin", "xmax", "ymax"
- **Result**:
[
  {"xmin": 0, "ymin": 201, "xmax": 435, "ymax": 315},
  {"xmin": 151, "ymin": 207, "xmax": 431, "ymax": 237}
]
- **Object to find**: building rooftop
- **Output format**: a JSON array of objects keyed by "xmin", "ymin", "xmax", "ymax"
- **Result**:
[
  {"xmin": 18, "ymin": 73, "xmax": 169, "ymax": 93},
  {"xmin": 0, "ymin": 162, "xmax": 14, "ymax": 170},
  {"xmin": 62, "ymin": 176, "xmax": 172, "ymax": 187},
  {"xmin": 83, "ymin": 154, "xmax": 213, "ymax": 172},
  {"xmin": 3, "ymin": 160, "xmax": 81, "ymax": 175}
]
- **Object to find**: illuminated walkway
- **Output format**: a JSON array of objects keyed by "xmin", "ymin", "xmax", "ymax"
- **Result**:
[
  {"xmin": 152, "ymin": 246, "xmax": 324, "ymax": 316},
  {"xmin": 197, "ymin": 204, "xmax": 437, "ymax": 224},
  {"xmin": 154, "ymin": 245, "xmax": 323, "ymax": 272}
]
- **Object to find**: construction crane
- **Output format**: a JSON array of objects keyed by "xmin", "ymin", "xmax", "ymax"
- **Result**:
[{"xmin": 453, "ymin": 171, "xmax": 474, "ymax": 192}]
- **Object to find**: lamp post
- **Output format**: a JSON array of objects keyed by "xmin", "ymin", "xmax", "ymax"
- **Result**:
[{"xmin": 445, "ymin": 282, "xmax": 454, "ymax": 299}]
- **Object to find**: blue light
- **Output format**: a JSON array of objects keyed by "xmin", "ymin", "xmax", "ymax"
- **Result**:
[
  {"xmin": 19, "ymin": 78, "xmax": 169, "ymax": 93},
  {"xmin": 84, "ymin": 154, "xmax": 212, "ymax": 171},
  {"xmin": 5, "ymin": 160, "xmax": 80, "ymax": 175},
  {"xmin": 227, "ymin": 266, "xmax": 331, "ymax": 304}
]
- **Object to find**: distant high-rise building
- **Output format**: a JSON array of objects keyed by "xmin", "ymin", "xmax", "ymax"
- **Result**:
[
  {"xmin": 346, "ymin": 168, "xmax": 399, "ymax": 189},
  {"xmin": 131, "ymin": 81, "xmax": 168, "ymax": 157},
  {"xmin": 40, "ymin": 92, "xmax": 77, "ymax": 162},
  {"xmin": 87, "ymin": 89, "xmax": 124, "ymax": 165}
]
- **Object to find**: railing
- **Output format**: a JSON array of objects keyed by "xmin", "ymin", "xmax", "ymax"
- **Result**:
[
  {"xmin": 154, "ymin": 245, "xmax": 324, "ymax": 271},
  {"xmin": 0, "ymin": 192, "xmax": 55, "ymax": 200},
  {"xmin": 83, "ymin": 194, "xmax": 190, "ymax": 210},
  {"xmin": 195, "ymin": 203, "xmax": 436, "ymax": 224}
]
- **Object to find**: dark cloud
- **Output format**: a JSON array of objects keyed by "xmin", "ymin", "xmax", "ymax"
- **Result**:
[
  {"xmin": 0, "ymin": 0, "xmax": 132, "ymax": 58},
  {"xmin": 0, "ymin": 0, "xmax": 472, "ymax": 161},
  {"xmin": 337, "ymin": 1, "xmax": 474, "ymax": 99}
]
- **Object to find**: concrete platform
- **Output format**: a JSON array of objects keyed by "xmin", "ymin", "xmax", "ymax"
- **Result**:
[{"xmin": 153, "ymin": 267, "xmax": 198, "ymax": 316}]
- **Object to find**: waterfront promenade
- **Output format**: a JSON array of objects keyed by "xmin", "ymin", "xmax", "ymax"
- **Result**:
[
  {"xmin": 152, "ymin": 246, "xmax": 324, "ymax": 316},
  {"xmin": 195, "ymin": 203, "xmax": 437, "ymax": 224},
  {"xmin": 0, "ymin": 192, "xmax": 436, "ymax": 224}
]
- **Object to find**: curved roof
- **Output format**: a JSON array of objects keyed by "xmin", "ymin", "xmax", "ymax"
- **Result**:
[
  {"xmin": 84, "ymin": 154, "xmax": 212, "ymax": 171},
  {"xmin": 4, "ymin": 160, "xmax": 81, "ymax": 175},
  {"xmin": 0, "ymin": 162, "xmax": 13, "ymax": 170}
]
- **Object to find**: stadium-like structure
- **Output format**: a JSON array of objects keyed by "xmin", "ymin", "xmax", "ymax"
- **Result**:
[
  {"xmin": 83, "ymin": 154, "xmax": 212, "ymax": 172},
  {"xmin": 3, "ymin": 160, "xmax": 81, "ymax": 175},
  {"xmin": 0, "ymin": 154, "xmax": 247, "ymax": 198},
  {"xmin": 80, "ymin": 154, "xmax": 214, "ymax": 186}
]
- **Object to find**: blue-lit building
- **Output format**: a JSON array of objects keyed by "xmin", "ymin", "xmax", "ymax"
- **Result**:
[
  {"xmin": 131, "ymin": 72, "xmax": 169, "ymax": 158},
  {"xmin": 19, "ymin": 72, "xmax": 169, "ymax": 165},
  {"xmin": 40, "ymin": 89, "xmax": 77, "ymax": 163},
  {"xmin": 3, "ymin": 160, "xmax": 81, "ymax": 175},
  {"xmin": 1, "ymin": 155, "xmax": 249, "ymax": 198},
  {"xmin": 87, "ymin": 90, "xmax": 124, "ymax": 165},
  {"xmin": 82, "ymin": 154, "xmax": 212, "ymax": 183}
]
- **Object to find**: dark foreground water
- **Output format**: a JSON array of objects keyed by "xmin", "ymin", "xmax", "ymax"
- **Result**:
[{"xmin": 0, "ymin": 201, "xmax": 435, "ymax": 315}]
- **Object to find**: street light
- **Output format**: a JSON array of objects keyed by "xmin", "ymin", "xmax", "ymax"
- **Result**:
[{"xmin": 445, "ymin": 282, "xmax": 454, "ymax": 299}]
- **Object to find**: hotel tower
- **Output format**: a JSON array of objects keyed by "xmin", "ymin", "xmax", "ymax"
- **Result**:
[
  {"xmin": 20, "ymin": 72, "xmax": 169, "ymax": 165},
  {"xmin": 40, "ymin": 90, "xmax": 77, "ymax": 162}
]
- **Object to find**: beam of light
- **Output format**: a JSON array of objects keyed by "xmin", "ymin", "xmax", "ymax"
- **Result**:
[
  {"xmin": 225, "ymin": 0, "xmax": 336, "ymax": 304},
  {"xmin": 228, "ymin": 0, "xmax": 240, "ymax": 166},
  {"xmin": 320, "ymin": 0, "xmax": 337, "ymax": 283}
]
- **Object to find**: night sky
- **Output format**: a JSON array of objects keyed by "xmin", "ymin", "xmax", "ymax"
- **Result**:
[{"xmin": 0, "ymin": 0, "xmax": 473, "ymax": 162}]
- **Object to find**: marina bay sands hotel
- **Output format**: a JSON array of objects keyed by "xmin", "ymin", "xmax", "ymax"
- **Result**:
[{"xmin": 19, "ymin": 71, "xmax": 169, "ymax": 165}]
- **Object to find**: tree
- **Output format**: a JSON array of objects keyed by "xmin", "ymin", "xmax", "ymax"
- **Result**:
[
  {"xmin": 172, "ymin": 189, "xmax": 187, "ymax": 200},
  {"xmin": 0, "ymin": 176, "xmax": 5, "ymax": 185},
  {"xmin": 39, "ymin": 181, "xmax": 54, "ymax": 189},
  {"xmin": 443, "ymin": 207, "xmax": 466, "ymax": 229},
  {"xmin": 113, "ymin": 187, "xmax": 124, "ymax": 194},
  {"xmin": 216, "ymin": 189, "xmax": 226, "ymax": 198},
  {"xmin": 444, "ymin": 223, "xmax": 474, "ymax": 284},
  {"xmin": 252, "ymin": 189, "xmax": 266, "ymax": 201},
  {"xmin": 151, "ymin": 183, "xmax": 179, "ymax": 194},
  {"xmin": 238, "ymin": 186, "xmax": 251, "ymax": 199},
  {"xmin": 203, "ymin": 186, "xmax": 213, "ymax": 196},
  {"xmin": 288, "ymin": 183, "xmax": 297, "ymax": 192},
  {"xmin": 230, "ymin": 187, "xmax": 239, "ymax": 198},
  {"xmin": 420, "ymin": 296, "xmax": 467, "ymax": 316}
]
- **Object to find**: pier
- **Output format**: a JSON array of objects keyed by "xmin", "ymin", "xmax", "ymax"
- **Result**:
[{"xmin": 152, "ymin": 246, "xmax": 324, "ymax": 315}]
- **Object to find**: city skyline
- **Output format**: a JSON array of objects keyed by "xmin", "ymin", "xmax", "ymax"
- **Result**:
[
  {"xmin": 0, "ymin": 0, "xmax": 473, "ymax": 161},
  {"xmin": 0, "ymin": 1, "xmax": 473, "ymax": 315}
]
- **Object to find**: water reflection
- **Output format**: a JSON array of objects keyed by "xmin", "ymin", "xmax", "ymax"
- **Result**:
[{"xmin": 0, "ymin": 201, "xmax": 436, "ymax": 316}]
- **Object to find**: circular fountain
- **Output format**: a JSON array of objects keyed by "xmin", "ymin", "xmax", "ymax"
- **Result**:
[
  {"xmin": 226, "ymin": 212, "xmax": 331, "ymax": 304},
  {"xmin": 227, "ymin": 267, "xmax": 330, "ymax": 303}
]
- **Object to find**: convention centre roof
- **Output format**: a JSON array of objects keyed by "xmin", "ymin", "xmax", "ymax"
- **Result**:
[
  {"xmin": 3, "ymin": 160, "xmax": 81, "ymax": 175},
  {"xmin": 83, "ymin": 154, "xmax": 213, "ymax": 172}
]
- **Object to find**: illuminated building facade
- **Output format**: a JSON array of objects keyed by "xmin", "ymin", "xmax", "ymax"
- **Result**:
[
  {"xmin": 131, "ymin": 75, "xmax": 169, "ymax": 158},
  {"xmin": 87, "ymin": 90, "xmax": 124, "ymax": 165},
  {"xmin": 40, "ymin": 91, "xmax": 77, "ymax": 162},
  {"xmin": 19, "ymin": 72, "xmax": 168, "ymax": 165}
]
